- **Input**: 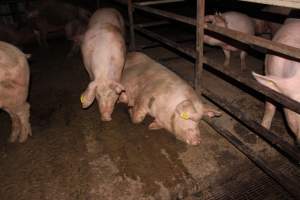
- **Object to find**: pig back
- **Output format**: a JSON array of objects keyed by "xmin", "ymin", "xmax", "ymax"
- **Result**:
[
  {"xmin": 265, "ymin": 21, "xmax": 300, "ymax": 77},
  {"xmin": 88, "ymin": 8, "xmax": 124, "ymax": 35}
]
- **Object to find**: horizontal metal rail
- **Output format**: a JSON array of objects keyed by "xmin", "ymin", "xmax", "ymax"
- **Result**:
[
  {"xmin": 202, "ymin": 113, "xmax": 300, "ymax": 200},
  {"xmin": 238, "ymin": 0, "xmax": 300, "ymax": 9},
  {"xmin": 133, "ymin": 4, "xmax": 300, "ymax": 61},
  {"xmin": 134, "ymin": 26, "xmax": 300, "ymax": 115},
  {"xmin": 135, "ymin": 0, "xmax": 185, "ymax": 6},
  {"xmin": 136, "ymin": 20, "xmax": 170, "ymax": 28}
]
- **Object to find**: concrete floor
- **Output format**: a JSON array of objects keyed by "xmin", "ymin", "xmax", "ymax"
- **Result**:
[{"xmin": 0, "ymin": 28, "xmax": 299, "ymax": 199}]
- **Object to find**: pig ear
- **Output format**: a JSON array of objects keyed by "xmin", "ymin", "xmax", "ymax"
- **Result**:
[
  {"xmin": 252, "ymin": 72, "xmax": 283, "ymax": 93},
  {"xmin": 175, "ymin": 100, "xmax": 201, "ymax": 122},
  {"xmin": 203, "ymin": 105, "xmax": 222, "ymax": 118},
  {"xmin": 80, "ymin": 81, "xmax": 97, "ymax": 108},
  {"xmin": 110, "ymin": 81, "xmax": 125, "ymax": 94}
]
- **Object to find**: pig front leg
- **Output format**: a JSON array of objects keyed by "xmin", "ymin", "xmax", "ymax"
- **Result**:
[
  {"xmin": 7, "ymin": 103, "xmax": 31, "ymax": 143},
  {"xmin": 129, "ymin": 101, "xmax": 148, "ymax": 124},
  {"xmin": 148, "ymin": 120, "xmax": 163, "ymax": 130},
  {"xmin": 261, "ymin": 101, "xmax": 276, "ymax": 129}
]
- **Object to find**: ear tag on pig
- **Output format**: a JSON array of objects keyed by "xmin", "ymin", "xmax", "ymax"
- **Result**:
[
  {"xmin": 80, "ymin": 95, "xmax": 85, "ymax": 104},
  {"xmin": 180, "ymin": 112, "xmax": 190, "ymax": 120}
]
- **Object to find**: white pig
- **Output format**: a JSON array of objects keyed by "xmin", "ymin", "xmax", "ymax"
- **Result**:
[
  {"xmin": 119, "ymin": 52, "xmax": 221, "ymax": 145},
  {"xmin": 0, "ymin": 41, "xmax": 31, "ymax": 142},
  {"xmin": 80, "ymin": 8, "xmax": 126, "ymax": 121},
  {"xmin": 204, "ymin": 11, "xmax": 255, "ymax": 70},
  {"xmin": 253, "ymin": 21, "xmax": 300, "ymax": 146}
]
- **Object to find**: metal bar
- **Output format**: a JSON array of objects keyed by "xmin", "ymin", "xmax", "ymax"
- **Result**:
[
  {"xmin": 133, "ymin": 4, "xmax": 195, "ymax": 25},
  {"xmin": 238, "ymin": 0, "xmax": 300, "ymax": 9},
  {"xmin": 202, "ymin": 89, "xmax": 300, "ymax": 164},
  {"xmin": 135, "ymin": 0, "xmax": 185, "ymax": 6},
  {"xmin": 136, "ymin": 20, "xmax": 170, "ymax": 28},
  {"xmin": 128, "ymin": 0, "xmax": 136, "ymax": 50},
  {"xmin": 205, "ymin": 24, "xmax": 300, "ymax": 60},
  {"xmin": 195, "ymin": 0, "xmax": 205, "ymax": 95},
  {"xmin": 202, "ymin": 115, "xmax": 300, "ymax": 200},
  {"xmin": 133, "ymin": 26, "xmax": 300, "ymax": 115},
  {"xmin": 133, "ymin": 4, "xmax": 300, "ymax": 61}
]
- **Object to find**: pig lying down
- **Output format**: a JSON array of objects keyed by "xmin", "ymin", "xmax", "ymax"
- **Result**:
[
  {"xmin": 0, "ymin": 41, "xmax": 31, "ymax": 142},
  {"xmin": 204, "ymin": 11, "xmax": 255, "ymax": 70},
  {"xmin": 253, "ymin": 21, "xmax": 300, "ymax": 147},
  {"xmin": 119, "ymin": 52, "xmax": 221, "ymax": 145},
  {"xmin": 80, "ymin": 8, "xmax": 126, "ymax": 121}
]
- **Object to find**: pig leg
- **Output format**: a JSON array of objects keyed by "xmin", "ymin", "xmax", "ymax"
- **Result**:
[
  {"xmin": 7, "ymin": 112, "xmax": 21, "ymax": 142},
  {"xmin": 148, "ymin": 120, "xmax": 163, "ymax": 130},
  {"xmin": 17, "ymin": 103, "xmax": 31, "ymax": 142},
  {"xmin": 261, "ymin": 101, "xmax": 276, "ymax": 129},
  {"xmin": 240, "ymin": 51, "xmax": 247, "ymax": 71},
  {"xmin": 223, "ymin": 49, "xmax": 231, "ymax": 67},
  {"xmin": 129, "ymin": 100, "xmax": 148, "ymax": 124}
]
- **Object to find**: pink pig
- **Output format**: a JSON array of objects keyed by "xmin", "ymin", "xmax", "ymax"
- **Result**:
[
  {"xmin": 119, "ymin": 52, "xmax": 221, "ymax": 145},
  {"xmin": 253, "ymin": 21, "xmax": 300, "ymax": 146},
  {"xmin": 0, "ymin": 41, "xmax": 31, "ymax": 142},
  {"xmin": 204, "ymin": 11, "xmax": 255, "ymax": 70},
  {"xmin": 80, "ymin": 8, "xmax": 126, "ymax": 121}
]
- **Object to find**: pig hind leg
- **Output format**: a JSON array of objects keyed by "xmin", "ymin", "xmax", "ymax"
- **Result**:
[
  {"xmin": 223, "ymin": 49, "xmax": 231, "ymax": 67},
  {"xmin": 240, "ymin": 51, "xmax": 247, "ymax": 71},
  {"xmin": 261, "ymin": 101, "xmax": 276, "ymax": 129},
  {"xmin": 7, "ymin": 112, "xmax": 21, "ymax": 142}
]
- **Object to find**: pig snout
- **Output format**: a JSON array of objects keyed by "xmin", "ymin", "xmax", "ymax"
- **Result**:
[
  {"xmin": 98, "ymin": 101, "xmax": 115, "ymax": 122},
  {"xmin": 178, "ymin": 128, "xmax": 201, "ymax": 146}
]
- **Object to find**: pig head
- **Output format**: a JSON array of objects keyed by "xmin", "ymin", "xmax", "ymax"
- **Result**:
[
  {"xmin": 204, "ymin": 13, "xmax": 227, "ymax": 46},
  {"xmin": 80, "ymin": 80, "xmax": 124, "ymax": 121}
]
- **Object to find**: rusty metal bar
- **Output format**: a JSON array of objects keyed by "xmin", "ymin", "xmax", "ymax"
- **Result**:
[
  {"xmin": 136, "ymin": 20, "xmax": 170, "ymax": 28},
  {"xmin": 133, "ymin": 4, "xmax": 300, "ymax": 61},
  {"xmin": 135, "ymin": 0, "xmax": 185, "ymax": 6},
  {"xmin": 202, "ymin": 89, "xmax": 300, "ymax": 164},
  {"xmin": 195, "ymin": 0, "xmax": 205, "ymax": 95},
  {"xmin": 202, "ymin": 115, "xmax": 300, "ymax": 200},
  {"xmin": 133, "ymin": 26, "xmax": 300, "ymax": 115},
  {"xmin": 128, "ymin": 0, "xmax": 136, "ymax": 50}
]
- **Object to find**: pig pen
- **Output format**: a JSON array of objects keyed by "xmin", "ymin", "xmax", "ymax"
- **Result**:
[{"xmin": 0, "ymin": 2, "xmax": 300, "ymax": 200}]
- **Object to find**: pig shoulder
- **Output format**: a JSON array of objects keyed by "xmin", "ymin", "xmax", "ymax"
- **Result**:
[{"xmin": 223, "ymin": 12, "xmax": 255, "ymax": 34}]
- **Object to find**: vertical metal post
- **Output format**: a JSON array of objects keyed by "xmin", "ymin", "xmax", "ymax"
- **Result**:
[
  {"xmin": 128, "ymin": 0, "xmax": 136, "ymax": 50},
  {"xmin": 195, "ymin": 0, "xmax": 205, "ymax": 95}
]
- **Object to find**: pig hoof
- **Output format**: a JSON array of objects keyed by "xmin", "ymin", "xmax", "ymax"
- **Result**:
[
  {"xmin": 101, "ymin": 117, "xmax": 112, "ymax": 121},
  {"xmin": 8, "ymin": 130, "xmax": 20, "ymax": 143},
  {"xmin": 148, "ymin": 121, "xmax": 162, "ymax": 130},
  {"xmin": 186, "ymin": 139, "xmax": 200, "ymax": 146}
]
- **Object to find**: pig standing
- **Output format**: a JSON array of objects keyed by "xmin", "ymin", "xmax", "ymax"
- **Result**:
[
  {"xmin": 0, "ymin": 41, "xmax": 31, "ymax": 142},
  {"xmin": 253, "ymin": 21, "xmax": 300, "ymax": 146},
  {"xmin": 27, "ymin": 0, "xmax": 90, "ymax": 55},
  {"xmin": 204, "ymin": 11, "xmax": 255, "ymax": 70},
  {"xmin": 80, "ymin": 8, "xmax": 126, "ymax": 121},
  {"xmin": 119, "ymin": 52, "xmax": 221, "ymax": 145}
]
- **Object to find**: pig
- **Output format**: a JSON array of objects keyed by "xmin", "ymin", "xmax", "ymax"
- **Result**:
[
  {"xmin": 0, "ymin": 22, "xmax": 39, "ymax": 47},
  {"xmin": 0, "ymin": 41, "xmax": 31, "ymax": 142},
  {"xmin": 204, "ymin": 11, "xmax": 255, "ymax": 70},
  {"xmin": 26, "ymin": 0, "xmax": 90, "ymax": 54},
  {"xmin": 252, "ymin": 21, "xmax": 300, "ymax": 147},
  {"xmin": 80, "ymin": 8, "xmax": 126, "ymax": 121},
  {"xmin": 119, "ymin": 52, "xmax": 221, "ymax": 145}
]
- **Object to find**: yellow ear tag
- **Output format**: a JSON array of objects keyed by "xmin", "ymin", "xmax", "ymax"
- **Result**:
[
  {"xmin": 80, "ymin": 95, "xmax": 85, "ymax": 104},
  {"xmin": 180, "ymin": 112, "xmax": 189, "ymax": 120}
]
